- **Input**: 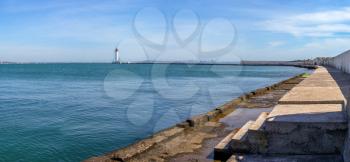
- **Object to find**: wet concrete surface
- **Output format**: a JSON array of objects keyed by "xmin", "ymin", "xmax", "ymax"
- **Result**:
[
  {"xmin": 167, "ymin": 77, "xmax": 304, "ymax": 162},
  {"xmin": 169, "ymin": 108, "xmax": 272, "ymax": 162}
]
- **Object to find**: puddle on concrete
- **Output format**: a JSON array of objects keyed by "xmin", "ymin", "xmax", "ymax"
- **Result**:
[
  {"xmin": 220, "ymin": 108, "xmax": 273, "ymax": 129},
  {"xmin": 169, "ymin": 108, "xmax": 273, "ymax": 162}
]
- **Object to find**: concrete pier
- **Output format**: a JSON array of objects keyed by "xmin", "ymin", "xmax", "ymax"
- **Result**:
[
  {"xmin": 278, "ymin": 87, "xmax": 345, "ymax": 105},
  {"xmin": 320, "ymin": 50, "xmax": 350, "ymax": 162},
  {"xmin": 215, "ymin": 66, "xmax": 350, "ymax": 161},
  {"xmin": 265, "ymin": 104, "xmax": 347, "ymax": 154},
  {"xmin": 279, "ymin": 67, "xmax": 347, "ymax": 105}
]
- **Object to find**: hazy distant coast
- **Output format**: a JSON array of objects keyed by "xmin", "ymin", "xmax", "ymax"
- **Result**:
[
  {"xmin": 0, "ymin": 61, "xmax": 16, "ymax": 64},
  {"xmin": 0, "ymin": 60, "xmax": 314, "ymax": 67},
  {"xmin": 116, "ymin": 59, "xmax": 313, "ymax": 66}
]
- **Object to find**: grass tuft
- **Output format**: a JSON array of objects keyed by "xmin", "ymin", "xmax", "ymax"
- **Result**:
[{"xmin": 301, "ymin": 73, "xmax": 311, "ymax": 78}]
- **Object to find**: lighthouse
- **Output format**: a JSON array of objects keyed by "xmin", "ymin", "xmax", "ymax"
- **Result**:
[{"xmin": 114, "ymin": 48, "xmax": 121, "ymax": 64}]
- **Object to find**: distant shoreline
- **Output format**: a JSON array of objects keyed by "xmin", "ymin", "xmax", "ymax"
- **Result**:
[
  {"xmin": 0, "ymin": 60, "xmax": 308, "ymax": 65},
  {"xmin": 0, "ymin": 61, "xmax": 316, "ymax": 69}
]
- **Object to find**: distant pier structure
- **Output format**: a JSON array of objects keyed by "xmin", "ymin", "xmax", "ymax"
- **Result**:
[{"xmin": 113, "ymin": 48, "xmax": 121, "ymax": 64}]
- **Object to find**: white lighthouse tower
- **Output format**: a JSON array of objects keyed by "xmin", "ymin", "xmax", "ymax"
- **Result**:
[{"xmin": 114, "ymin": 48, "xmax": 121, "ymax": 64}]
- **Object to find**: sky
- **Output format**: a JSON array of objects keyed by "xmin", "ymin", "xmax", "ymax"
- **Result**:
[{"xmin": 1, "ymin": 0, "xmax": 350, "ymax": 63}]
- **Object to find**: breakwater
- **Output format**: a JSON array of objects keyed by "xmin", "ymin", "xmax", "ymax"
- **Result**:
[
  {"xmin": 315, "ymin": 50, "xmax": 350, "ymax": 162},
  {"xmin": 85, "ymin": 72, "xmax": 312, "ymax": 162},
  {"xmin": 240, "ymin": 60, "xmax": 304, "ymax": 66},
  {"xmin": 219, "ymin": 66, "xmax": 349, "ymax": 162},
  {"xmin": 241, "ymin": 60, "xmax": 316, "ymax": 70}
]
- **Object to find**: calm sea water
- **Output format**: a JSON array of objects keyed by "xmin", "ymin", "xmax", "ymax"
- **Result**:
[{"xmin": 0, "ymin": 64, "xmax": 310, "ymax": 162}]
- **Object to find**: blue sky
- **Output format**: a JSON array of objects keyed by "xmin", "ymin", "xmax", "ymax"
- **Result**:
[{"xmin": 1, "ymin": 0, "xmax": 350, "ymax": 62}]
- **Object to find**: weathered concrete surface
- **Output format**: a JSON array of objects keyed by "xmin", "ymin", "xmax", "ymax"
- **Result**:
[
  {"xmin": 267, "ymin": 67, "xmax": 349, "ymax": 155},
  {"xmin": 302, "ymin": 66, "xmax": 350, "ymax": 78},
  {"xmin": 297, "ymin": 80, "xmax": 350, "ymax": 89},
  {"xmin": 219, "ymin": 66, "xmax": 348, "ymax": 159},
  {"xmin": 266, "ymin": 104, "xmax": 346, "ymax": 123},
  {"xmin": 318, "ymin": 51, "xmax": 350, "ymax": 162},
  {"xmin": 306, "ymin": 66, "xmax": 350, "ymax": 82},
  {"xmin": 279, "ymin": 67, "xmax": 347, "ymax": 105},
  {"xmin": 232, "ymin": 121, "xmax": 254, "ymax": 141},
  {"xmin": 278, "ymin": 87, "xmax": 346, "ymax": 105},
  {"xmin": 306, "ymin": 73, "xmax": 350, "ymax": 82},
  {"xmin": 279, "ymin": 67, "xmax": 347, "ymax": 104},
  {"xmin": 214, "ymin": 129, "xmax": 238, "ymax": 158},
  {"xmin": 237, "ymin": 89, "xmax": 288, "ymax": 108},
  {"xmin": 297, "ymin": 79, "xmax": 339, "ymax": 87},
  {"xmin": 250, "ymin": 112, "xmax": 268, "ymax": 131},
  {"xmin": 214, "ymin": 109, "xmax": 272, "ymax": 159},
  {"xmin": 220, "ymin": 108, "xmax": 273, "ymax": 130},
  {"xmin": 227, "ymin": 154, "xmax": 343, "ymax": 162},
  {"xmin": 217, "ymin": 112, "xmax": 269, "ymax": 156},
  {"xmin": 226, "ymin": 104, "xmax": 347, "ymax": 155},
  {"xmin": 245, "ymin": 112, "xmax": 269, "ymax": 154},
  {"xmin": 266, "ymin": 125, "xmax": 346, "ymax": 154},
  {"xmin": 228, "ymin": 121, "xmax": 254, "ymax": 154},
  {"xmin": 171, "ymin": 76, "xmax": 304, "ymax": 162},
  {"xmin": 264, "ymin": 104, "xmax": 347, "ymax": 154}
]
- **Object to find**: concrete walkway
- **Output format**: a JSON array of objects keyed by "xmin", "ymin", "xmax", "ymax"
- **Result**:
[
  {"xmin": 267, "ymin": 104, "xmax": 345, "ymax": 123},
  {"xmin": 216, "ymin": 66, "xmax": 350, "ymax": 161},
  {"xmin": 279, "ymin": 67, "xmax": 348, "ymax": 105}
]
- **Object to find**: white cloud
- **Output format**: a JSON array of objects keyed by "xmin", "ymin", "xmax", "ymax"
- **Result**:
[
  {"xmin": 294, "ymin": 38, "xmax": 350, "ymax": 59},
  {"xmin": 263, "ymin": 7, "xmax": 350, "ymax": 37},
  {"xmin": 235, "ymin": 38, "xmax": 350, "ymax": 61},
  {"xmin": 292, "ymin": 7, "xmax": 350, "ymax": 23},
  {"xmin": 302, "ymin": 38, "xmax": 350, "ymax": 52}
]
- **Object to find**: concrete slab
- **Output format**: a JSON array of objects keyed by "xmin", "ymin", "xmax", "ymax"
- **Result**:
[
  {"xmin": 229, "ymin": 121, "xmax": 254, "ymax": 154},
  {"xmin": 232, "ymin": 121, "xmax": 254, "ymax": 141},
  {"xmin": 314, "ymin": 67, "xmax": 343, "ymax": 73},
  {"xmin": 250, "ymin": 112, "xmax": 268, "ymax": 131},
  {"xmin": 267, "ymin": 104, "xmax": 346, "ymax": 123},
  {"xmin": 308, "ymin": 67, "xmax": 350, "ymax": 82},
  {"xmin": 299, "ymin": 67, "xmax": 350, "ymax": 84},
  {"xmin": 297, "ymin": 80, "xmax": 339, "ymax": 87},
  {"xmin": 264, "ymin": 104, "xmax": 347, "ymax": 154},
  {"xmin": 214, "ymin": 130, "xmax": 236, "ymax": 155},
  {"xmin": 278, "ymin": 87, "xmax": 346, "ymax": 105},
  {"xmin": 296, "ymin": 80, "xmax": 350, "ymax": 90},
  {"xmin": 311, "ymin": 75, "xmax": 350, "ymax": 81},
  {"xmin": 227, "ymin": 154, "xmax": 343, "ymax": 162},
  {"xmin": 307, "ymin": 74, "xmax": 333, "ymax": 78},
  {"xmin": 220, "ymin": 108, "xmax": 273, "ymax": 129}
]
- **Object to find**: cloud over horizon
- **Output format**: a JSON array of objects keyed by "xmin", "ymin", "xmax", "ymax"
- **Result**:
[
  {"xmin": 1, "ymin": 0, "xmax": 350, "ymax": 62},
  {"xmin": 263, "ymin": 7, "xmax": 350, "ymax": 37}
]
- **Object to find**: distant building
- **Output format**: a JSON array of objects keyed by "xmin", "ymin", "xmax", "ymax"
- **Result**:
[{"xmin": 313, "ymin": 57, "xmax": 332, "ymax": 65}]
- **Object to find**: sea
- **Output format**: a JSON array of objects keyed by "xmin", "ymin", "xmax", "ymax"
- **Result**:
[{"xmin": 0, "ymin": 63, "xmax": 311, "ymax": 161}]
